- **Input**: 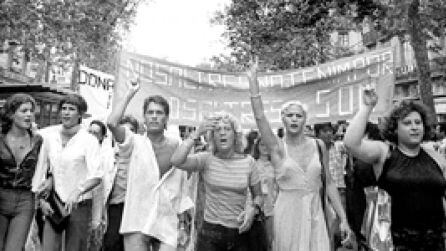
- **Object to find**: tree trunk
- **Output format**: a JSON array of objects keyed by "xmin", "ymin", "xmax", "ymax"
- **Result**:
[
  {"xmin": 408, "ymin": 0, "xmax": 437, "ymax": 124},
  {"xmin": 70, "ymin": 57, "xmax": 80, "ymax": 91}
]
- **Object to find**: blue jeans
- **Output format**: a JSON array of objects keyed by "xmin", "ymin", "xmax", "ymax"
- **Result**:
[
  {"xmin": 0, "ymin": 187, "xmax": 35, "ymax": 251},
  {"xmin": 196, "ymin": 221, "xmax": 249, "ymax": 251},
  {"xmin": 42, "ymin": 199, "xmax": 92, "ymax": 251}
]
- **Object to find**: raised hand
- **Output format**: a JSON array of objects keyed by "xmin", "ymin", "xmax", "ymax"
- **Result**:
[
  {"xmin": 195, "ymin": 116, "xmax": 217, "ymax": 137},
  {"xmin": 363, "ymin": 87, "xmax": 378, "ymax": 107},
  {"xmin": 126, "ymin": 78, "xmax": 140, "ymax": 95}
]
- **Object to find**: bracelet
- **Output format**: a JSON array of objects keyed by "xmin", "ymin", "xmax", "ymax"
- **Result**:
[{"xmin": 250, "ymin": 93, "xmax": 261, "ymax": 99}]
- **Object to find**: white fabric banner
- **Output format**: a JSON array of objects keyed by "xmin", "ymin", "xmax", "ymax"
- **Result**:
[{"xmin": 78, "ymin": 65, "xmax": 114, "ymax": 120}]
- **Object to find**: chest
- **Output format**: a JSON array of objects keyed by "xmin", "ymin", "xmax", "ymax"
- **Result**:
[
  {"xmin": 153, "ymin": 144, "xmax": 175, "ymax": 177},
  {"xmin": 287, "ymin": 144, "xmax": 316, "ymax": 171},
  {"xmin": 49, "ymin": 137, "xmax": 85, "ymax": 166},
  {"xmin": 2, "ymin": 136, "xmax": 33, "ymax": 166},
  {"xmin": 204, "ymin": 158, "xmax": 252, "ymax": 192},
  {"xmin": 383, "ymin": 152, "xmax": 446, "ymax": 191}
]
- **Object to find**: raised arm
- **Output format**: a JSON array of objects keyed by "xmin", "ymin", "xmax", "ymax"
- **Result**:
[
  {"xmin": 107, "ymin": 80, "xmax": 140, "ymax": 143},
  {"xmin": 171, "ymin": 119, "xmax": 215, "ymax": 171},
  {"xmin": 247, "ymin": 63, "xmax": 282, "ymax": 161},
  {"xmin": 344, "ymin": 89, "xmax": 386, "ymax": 169}
]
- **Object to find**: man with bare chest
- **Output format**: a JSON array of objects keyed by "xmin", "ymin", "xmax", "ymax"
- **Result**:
[{"xmin": 107, "ymin": 81, "xmax": 192, "ymax": 251}]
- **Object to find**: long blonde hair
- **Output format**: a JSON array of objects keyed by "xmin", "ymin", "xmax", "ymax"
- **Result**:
[{"xmin": 207, "ymin": 111, "xmax": 245, "ymax": 154}]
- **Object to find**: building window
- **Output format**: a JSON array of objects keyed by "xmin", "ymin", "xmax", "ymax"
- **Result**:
[{"xmin": 338, "ymin": 32, "xmax": 349, "ymax": 47}]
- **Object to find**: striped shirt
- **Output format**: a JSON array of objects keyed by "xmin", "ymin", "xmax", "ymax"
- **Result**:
[{"xmin": 193, "ymin": 152, "xmax": 260, "ymax": 228}]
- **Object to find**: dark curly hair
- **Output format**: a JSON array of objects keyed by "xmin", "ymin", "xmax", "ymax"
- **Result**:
[
  {"xmin": 1, "ymin": 93, "xmax": 36, "ymax": 134},
  {"xmin": 381, "ymin": 100, "xmax": 431, "ymax": 144}
]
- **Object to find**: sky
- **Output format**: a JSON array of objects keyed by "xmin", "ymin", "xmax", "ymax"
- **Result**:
[{"xmin": 125, "ymin": 0, "xmax": 230, "ymax": 67}]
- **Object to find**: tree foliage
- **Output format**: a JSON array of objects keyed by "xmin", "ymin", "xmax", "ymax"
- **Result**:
[
  {"xmin": 340, "ymin": 0, "xmax": 446, "ymax": 121},
  {"xmin": 213, "ymin": 0, "xmax": 352, "ymax": 71},
  {"xmin": 0, "ymin": 0, "xmax": 143, "ymax": 76}
]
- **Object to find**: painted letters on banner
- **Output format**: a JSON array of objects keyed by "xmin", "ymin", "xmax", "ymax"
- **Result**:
[
  {"xmin": 78, "ymin": 65, "xmax": 114, "ymax": 119},
  {"xmin": 114, "ymin": 47, "xmax": 394, "ymax": 128}
]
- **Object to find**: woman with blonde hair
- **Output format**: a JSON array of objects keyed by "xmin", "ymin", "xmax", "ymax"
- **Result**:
[
  {"xmin": 171, "ymin": 112, "xmax": 263, "ymax": 251},
  {"xmin": 247, "ymin": 66, "xmax": 351, "ymax": 251}
]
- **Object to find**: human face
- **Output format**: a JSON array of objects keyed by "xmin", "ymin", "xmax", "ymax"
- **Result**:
[
  {"xmin": 282, "ymin": 104, "xmax": 306, "ymax": 135},
  {"xmin": 258, "ymin": 140, "xmax": 269, "ymax": 157},
  {"xmin": 11, "ymin": 102, "xmax": 34, "ymax": 131},
  {"xmin": 213, "ymin": 120, "xmax": 235, "ymax": 153},
  {"xmin": 122, "ymin": 122, "xmax": 136, "ymax": 134},
  {"xmin": 396, "ymin": 111, "xmax": 424, "ymax": 147},
  {"xmin": 144, "ymin": 102, "xmax": 168, "ymax": 134},
  {"xmin": 60, "ymin": 103, "xmax": 82, "ymax": 128},
  {"xmin": 318, "ymin": 127, "xmax": 334, "ymax": 145},
  {"xmin": 88, "ymin": 124, "xmax": 104, "ymax": 143}
]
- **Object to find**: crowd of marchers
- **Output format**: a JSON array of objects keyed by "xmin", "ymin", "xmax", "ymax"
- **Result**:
[{"xmin": 0, "ymin": 66, "xmax": 445, "ymax": 251}]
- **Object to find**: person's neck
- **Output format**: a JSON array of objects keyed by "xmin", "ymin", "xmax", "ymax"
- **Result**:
[
  {"xmin": 284, "ymin": 132, "xmax": 306, "ymax": 145},
  {"xmin": 323, "ymin": 140, "xmax": 333, "ymax": 149},
  {"xmin": 61, "ymin": 124, "xmax": 81, "ymax": 136},
  {"xmin": 215, "ymin": 148, "xmax": 235, "ymax": 159},
  {"xmin": 148, "ymin": 131, "xmax": 165, "ymax": 144},
  {"xmin": 398, "ymin": 142, "xmax": 420, "ymax": 157},
  {"xmin": 8, "ymin": 125, "xmax": 28, "ymax": 138}
]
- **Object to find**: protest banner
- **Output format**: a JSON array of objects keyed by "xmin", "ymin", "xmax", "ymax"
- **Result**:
[
  {"xmin": 78, "ymin": 65, "xmax": 114, "ymax": 120},
  {"xmin": 114, "ymin": 47, "xmax": 394, "ymax": 128}
]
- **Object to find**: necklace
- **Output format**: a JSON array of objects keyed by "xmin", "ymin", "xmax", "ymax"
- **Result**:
[{"xmin": 6, "ymin": 134, "xmax": 30, "ymax": 150}]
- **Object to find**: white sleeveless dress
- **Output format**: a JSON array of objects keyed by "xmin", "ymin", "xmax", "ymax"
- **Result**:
[{"xmin": 273, "ymin": 139, "xmax": 330, "ymax": 251}]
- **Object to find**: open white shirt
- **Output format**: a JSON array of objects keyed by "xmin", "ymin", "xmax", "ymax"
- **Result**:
[
  {"xmin": 119, "ymin": 127, "xmax": 193, "ymax": 247},
  {"xmin": 37, "ymin": 125, "xmax": 102, "ymax": 202}
]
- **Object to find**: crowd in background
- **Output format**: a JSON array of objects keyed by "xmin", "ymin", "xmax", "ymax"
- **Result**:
[{"xmin": 1, "ymin": 71, "xmax": 446, "ymax": 251}]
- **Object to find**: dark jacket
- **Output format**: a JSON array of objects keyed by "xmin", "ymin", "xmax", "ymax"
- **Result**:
[{"xmin": 0, "ymin": 132, "xmax": 43, "ymax": 189}]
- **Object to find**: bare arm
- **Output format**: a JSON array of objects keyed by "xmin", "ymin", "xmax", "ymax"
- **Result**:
[
  {"xmin": 171, "ymin": 138, "xmax": 202, "ymax": 172},
  {"xmin": 343, "ymin": 89, "xmax": 385, "ymax": 166},
  {"xmin": 107, "ymin": 81, "xmax": 140, "ymax": 143},
  {"xmin": 318, "ymin": 140, "xmax": 346, "ymax": 221},
  {"xmin": 247, "ymin": 64, "xmax": 283, "ymax": 163},
  {"xmin": 249, "ymin": 182, "xmax": 263, "ymax": 209},
  {"xmin": 171, "ymin": 119, "xmax": 214, "ymax": 171},
  {"xmin": 319, "ymin": 139, "xmax": 352, "ymax": 241}
]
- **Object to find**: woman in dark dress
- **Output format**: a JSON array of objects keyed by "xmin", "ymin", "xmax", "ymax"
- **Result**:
[
  {"xmin": 344, "ymin": 88, "xmax": 446, "ymax": 250},
  {"xmin": 0, "ymin": 93, "xmax": 44, "ymax": 251}
]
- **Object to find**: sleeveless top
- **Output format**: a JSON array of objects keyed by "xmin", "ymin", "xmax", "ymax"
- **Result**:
[{"xmin": 378, "ymin": 147, "xmax": 446, "ymax": 230}]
